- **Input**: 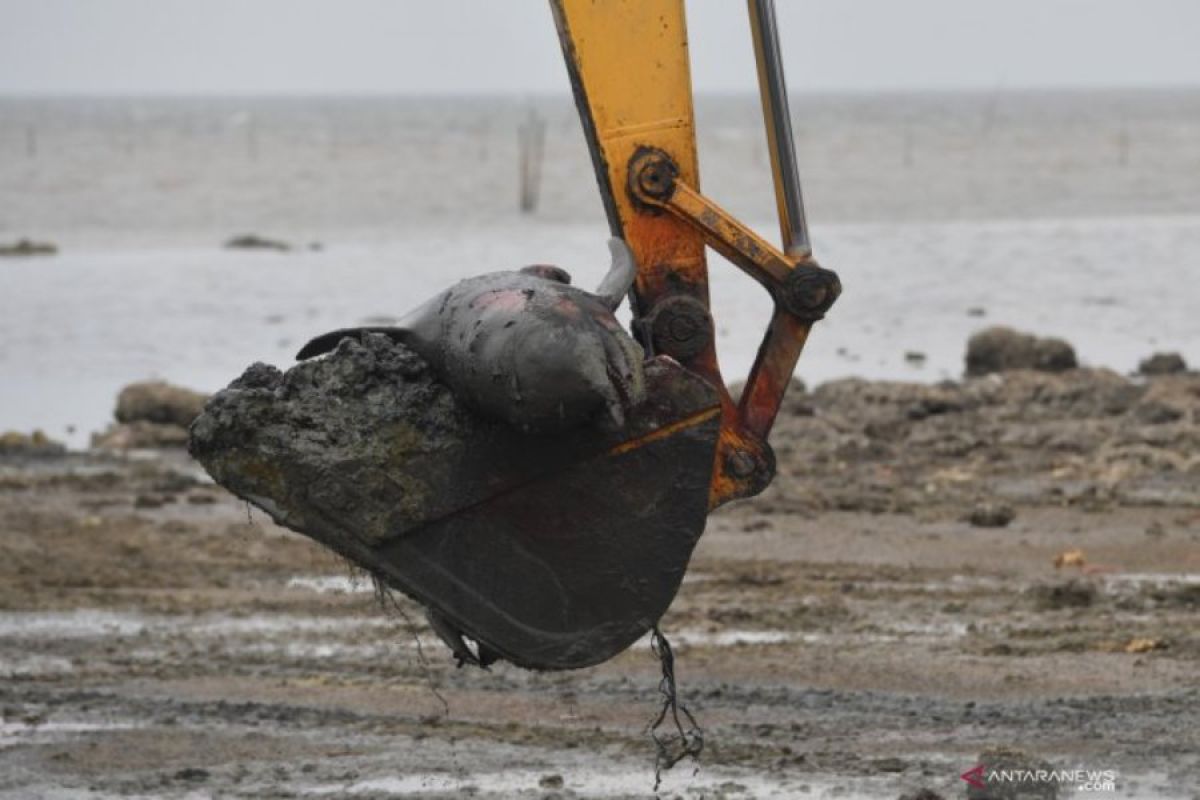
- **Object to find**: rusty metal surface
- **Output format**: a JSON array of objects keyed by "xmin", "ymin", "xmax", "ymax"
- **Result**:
[{"xmin": 627, "ymin": 146, "xmax": 841, "ymax": 483}]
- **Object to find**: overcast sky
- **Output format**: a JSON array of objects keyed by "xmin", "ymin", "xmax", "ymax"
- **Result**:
[{"xmin": 2, "ymin": 0, "xmax": 1199, "ymax": 95}]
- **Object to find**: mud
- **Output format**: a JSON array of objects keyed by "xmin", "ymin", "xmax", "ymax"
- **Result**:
[
  {"xmin": 2, "ymin": 367, "xmax": 1199, "ymax": 798},
  {"xmin": 756, "ymin": 367, "xmax": 1200, "ymax": 515}
]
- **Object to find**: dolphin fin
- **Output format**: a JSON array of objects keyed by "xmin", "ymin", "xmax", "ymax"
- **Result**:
[{"xmin": 295, "ymin": 327, "xmax": 410, "ymax": 360}]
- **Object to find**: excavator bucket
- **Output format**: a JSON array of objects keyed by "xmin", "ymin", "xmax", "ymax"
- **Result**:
[{"xmin": 191, "ymin": 338, "xmax": 720, "ymax": 671}]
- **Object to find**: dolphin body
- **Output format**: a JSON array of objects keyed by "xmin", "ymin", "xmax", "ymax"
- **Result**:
[{"xmin": 297, "ymin": 238, "xmax": 644, "ymax": 434}]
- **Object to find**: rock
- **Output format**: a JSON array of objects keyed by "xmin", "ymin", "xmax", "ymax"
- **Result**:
[
  {"xmin": 0, "ymin": 429, "xmax": 66, "ymax": 456},
  {"xmin": 966, "ymin": 501, "xmax": 1015, "ymax": 528},
  {"xmin": 904, "ymin": 351, "xmax": 927, "ymax": 365},
  {"xmin": 1138, "ymin": 352, "xmax": 1187, "ymax": 376},
  {"xmin": 115, "ymin": 381, "xmax": 208, "ymax": 428},
  {"xmin": 968, "ymin": 747, "xmax": 1060, "ymax": 799},
  {"xmin": 538, "ymin": 774, "xmax": 564, "ymax": 789},
  {"xmin": 134, "ymin": 494, "xmax": 167, "ymax": 509},
  {"xmin": 0, "ymin": 238, "xmax": 57, "ymax": 257},
  {"xmin": 224, "ymin": 234, "xmax": 291, "ymax": 252},
  {"xmin": 1123, "ymin": 637, "xmax": 1167, "ymax": 654},
  {"xmin": 173, "ymin": 767, "xmax": 209, "ymax": 782},
  {"xmin": 898, "ymin": 791, "xmax": 944, "ymax": 800},
  {"xmin": 1030, "ymin": 579, "xmax": 1097, "ymax": 610},
  {"xmin": 1130, "ymin": 375, "xmax": 1197, "ymax": 426},
  {"xmin": 965, "ymin": 326, "xmax": 1077, "ymax": 377},
  {"xmin": 91, "ymin": 421, "xmax": 191, "ymax": 450},
  {"xmin": 1052, "ymin": 548, "xmax": 1087, "ymax": 569}
]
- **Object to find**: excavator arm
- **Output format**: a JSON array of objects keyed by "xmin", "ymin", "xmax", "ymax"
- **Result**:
[{"xmin": 551, "ymin": 0, "xmax": 840, "ymax": 508}]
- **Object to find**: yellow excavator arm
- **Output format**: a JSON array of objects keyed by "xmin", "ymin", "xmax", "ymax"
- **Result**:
[{"xmin": 551, "ymin": 0, "xmax": 840, "ymax": 508}]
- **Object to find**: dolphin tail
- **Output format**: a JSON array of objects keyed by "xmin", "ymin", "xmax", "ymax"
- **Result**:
[{"xmin": 594, "ymin": 237, "xmax": 637, "ymax": 310}]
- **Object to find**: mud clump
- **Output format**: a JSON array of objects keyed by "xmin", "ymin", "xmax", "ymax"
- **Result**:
[
  {"xmin": 966, "ymin": 501, "xmax": 1015, "ymax": 528},
  {"xmin": 1030, "ymin": 579, "xmax": 1098, "ymax": 610},
  {"xmin": 0, "ymin": 430, "xmax": 66, "ymax": 457},
  {"xmin": 1138, "ymin": 352, "xmax": 1187, "ymax": 376},
  {"xmin": 115, "ymin": 381, "xmax": 208, "ymax": 427},
  {"xmin": 224, "ymin": 233, "xmax": 292, "ymax": 252},
  {"xmin": 188, "ymin": 334, "xmax": 477, "ymax": 553},
  {"xmin": 965, "ymin": 326, "xmax": 1077, "ymax": 377},
  {"xmin": 0, "ymin": 238, "xmax": 57, "ymax": 257},
  {"xmin": 753, "ymin": 364, "xmax": 1200, "ymax": 518},
  {"xmin": 91, "ymin": 380, "xmax": 209, "ymax": 451}
]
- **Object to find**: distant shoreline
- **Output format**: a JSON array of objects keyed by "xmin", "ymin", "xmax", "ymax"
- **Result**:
[{"xmin": 3, "ymin": 85, "xmax": 1200, "ymax": 102}]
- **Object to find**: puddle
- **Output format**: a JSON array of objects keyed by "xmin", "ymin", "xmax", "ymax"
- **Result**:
[
  {"xmin": 0, "ymin": 719, "xmax": 142, "ymax": 748},
  {"xmin": 647, "ymin": 622, "xmax": 968, "ymax": 651},
  {"xmin": 0, "ymin": 610, "xmax": 390, "ymax": 641},
  {"xmin": 0, "ymin": 654, "xmax": 75, "ymax": 677},
  {"xmin": 885, "ymin": 620, "xmax": 969, "ymax": 637},
  {"xmin": 1101, "ymin": 572, "xmax": 1200, "ymax": 589},
  {"xmin": 236, "ymin": 640, "xmax": 400, "ymax": 660},
  {"xmin": 286, "ymin": 575, "xmax": 374, "ymax": 594},
  {"xmin": 0, "ymin": 610, "xmax": 148, "ymax": 639},
  {"xmin": 672, "ymin": 630, "xmax": 794, "ymax": 647},
  {"xmin": 872, "ymin": 574, "xmax": 1010, "ymax": 594},
  {"xmin": 302, "ymin": 766, "xmax": 868, "ymax": 799}
]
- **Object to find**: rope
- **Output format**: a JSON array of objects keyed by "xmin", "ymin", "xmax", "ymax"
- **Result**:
[
  {"xmin": 369, "ymin": 571, "xmax": 450, "ymax": 718},
  {"xmin": 647, "ymin": 626, "xmax": 703, "ymax": 791}
]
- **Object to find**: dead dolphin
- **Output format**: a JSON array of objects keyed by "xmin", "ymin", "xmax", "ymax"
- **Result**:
[{"xmin": 297, "ymin": 238, "xmax": 644, "ymax": 433}]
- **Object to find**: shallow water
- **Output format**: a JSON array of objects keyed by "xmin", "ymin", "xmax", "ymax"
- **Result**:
[
  {"xmin": 0, "ymin": 609, "xmax": 390, "ymax": 641},
  {"xmin": 301, "ymin": 766, "xmax": 869, "ymax": 799},
  {"xmin": 4, "ymin": 214, "xmax": 1198, "ymax": 448},
  {"xmin": 2, "ymin": 92, "xmax": 1199, "ymax": 446}
]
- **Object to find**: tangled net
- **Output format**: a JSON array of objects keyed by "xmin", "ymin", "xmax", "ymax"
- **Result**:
[{"xmin": 648, "ymin": 626, "xmax": 704, "ymax": 790}]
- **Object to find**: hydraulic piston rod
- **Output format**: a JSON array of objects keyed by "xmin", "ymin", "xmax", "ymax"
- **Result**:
[{"xmin": 748, "ymin": 0, "xmax": 811, "ymax": 259}]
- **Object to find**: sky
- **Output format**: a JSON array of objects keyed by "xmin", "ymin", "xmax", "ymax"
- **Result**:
[{"xmin": 1, "ymin": 0, "xmax": 1199, "ymax": 95}]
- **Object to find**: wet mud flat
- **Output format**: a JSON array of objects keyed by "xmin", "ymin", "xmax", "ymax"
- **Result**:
[{"xmin": 2, "ymin": 368, "xmax": 1200, "ymax": 798}]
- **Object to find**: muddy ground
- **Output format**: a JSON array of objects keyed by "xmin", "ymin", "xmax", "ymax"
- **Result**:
[{"xmin": 1, "ymin": 367, "xmax": 1198, "ymax": 799}]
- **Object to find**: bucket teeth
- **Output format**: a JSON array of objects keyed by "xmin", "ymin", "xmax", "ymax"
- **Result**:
[{"xmin": 425, "ymin": 608, "xmax": 481, "ymax": 668}]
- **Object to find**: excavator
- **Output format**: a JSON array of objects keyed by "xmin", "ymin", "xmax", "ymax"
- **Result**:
[{"xmin": 214, "ymin": 0, "xmax": 840, "ymax": 673}]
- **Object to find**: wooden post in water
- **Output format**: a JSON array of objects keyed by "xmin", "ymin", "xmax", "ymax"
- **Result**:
[
  {"xmin": 1117, "ymin": 127, "xmax": 1131, "ymax": 167},
  {"xmin": 518, "ymin": 106, "xmax": 546, "ymax": 213},
  {"xmin": 247, "ymin": 113, "xmax": 259, "ymax": 161}
]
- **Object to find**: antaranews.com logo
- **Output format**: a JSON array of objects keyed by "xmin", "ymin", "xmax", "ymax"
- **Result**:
[{"xmin": 962, "ymin": 762, "xmax": 1118, "ymax": 794}]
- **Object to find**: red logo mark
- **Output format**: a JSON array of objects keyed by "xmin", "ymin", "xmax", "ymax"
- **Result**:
[{"xmin": 960, "ymin": 763, "xmax": 987, "ymax": 789}]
